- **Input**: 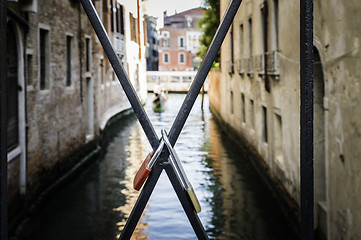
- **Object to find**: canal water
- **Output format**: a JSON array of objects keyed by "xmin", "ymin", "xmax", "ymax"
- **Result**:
[{"xmin": 25, "ymin": 93, "xmax": 297, "ymax": 240}]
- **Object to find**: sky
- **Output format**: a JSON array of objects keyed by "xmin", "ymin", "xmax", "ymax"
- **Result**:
[{"xmin": 143, "ymin": 0, "xmax": 203, "ymax": 28}]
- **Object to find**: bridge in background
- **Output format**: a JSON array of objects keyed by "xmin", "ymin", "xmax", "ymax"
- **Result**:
[{"xmin": 146, "ymin": 71, "xmax": 209, "ymax": 93}]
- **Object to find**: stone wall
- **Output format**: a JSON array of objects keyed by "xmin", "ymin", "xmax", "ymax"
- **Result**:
[
  {"xmin": 216, "ymin": 0, "xmax": 361, "ymax": 239},
  {"xmin": 6, "ymin": 0, "xmax": 147, "ymax": 227}
]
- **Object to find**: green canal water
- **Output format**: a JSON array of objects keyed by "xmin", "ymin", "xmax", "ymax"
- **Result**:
[{"xmin": 24, "ymin": 93, "xmax": 297, "ymax": 240}]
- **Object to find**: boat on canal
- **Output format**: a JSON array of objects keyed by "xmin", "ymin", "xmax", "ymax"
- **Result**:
[{"xmin": 152, "ymin": 83, "xmax": 167, "ymax": 112}]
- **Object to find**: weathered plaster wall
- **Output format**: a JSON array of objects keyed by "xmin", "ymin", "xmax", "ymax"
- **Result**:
[
  {"xmin": 314, "ymin": 0, "xmax": 361, "ymax": 239},
  {"xmin": 7, "ymin": 0, "xmax": 147, "ymax": 225},
  {"xmin": 217, "ymin": 0, "xmax": 361, "ymax": 239}
]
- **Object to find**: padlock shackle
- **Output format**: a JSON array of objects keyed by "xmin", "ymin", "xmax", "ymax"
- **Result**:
[
  {"xmin": 147, "ymin": 139, "xmax": 165, "ymax": 170},
  {"xmin": 161, "ymin": 130, "xmax": 191, "ymax": 191}
]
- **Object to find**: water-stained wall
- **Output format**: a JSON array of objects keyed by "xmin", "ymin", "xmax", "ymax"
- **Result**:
[{"xmin": 212, "ymin": 0, "xmax": 361, "ymax": 239}]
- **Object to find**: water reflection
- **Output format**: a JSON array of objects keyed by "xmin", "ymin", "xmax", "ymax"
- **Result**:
[
  {"xmin": 22, "ymin": 94, "xmax": 297, "ymax": 240},
  {"xmin": 111, "ymin": 126, "xmax": 149, "ymax": 239}
]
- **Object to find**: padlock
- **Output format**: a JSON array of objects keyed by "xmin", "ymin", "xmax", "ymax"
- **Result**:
[
  {"xmin": 186, "ymin": 184, "xmax": 202, "ymax": 213},
  {"xmin": 133, "ymin": 152, "xmax": 152, "ymax": 191},
  {"xmin": 161, "ymin": 129, "xmax": 201, "ymax": 213},
  {"xmin": 133, "ymin": 139, "xmax": 164, "ymax": 191}
]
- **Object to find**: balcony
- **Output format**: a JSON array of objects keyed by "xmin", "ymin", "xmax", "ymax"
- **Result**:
[
  {"xmin": 245, "ymin": 57, "xmax": 253, "ymax": 77},
  {"xmin": 254, "ymin": 54, "xmax": 265, "ymax": 75},
  {"xmin": 113, "ymin": 33, "xmax": 125, "ymax": 55},
  {"xmin": 236, "ymin": 59, "xmax": 245, "ymax": 75},
  {"xmin": 265, "ymin": 50, "xmax": 280, "ymax": 76},
  {"xmin": 226, "ymin": 61, "xmax": 234, "ymax": 75}
]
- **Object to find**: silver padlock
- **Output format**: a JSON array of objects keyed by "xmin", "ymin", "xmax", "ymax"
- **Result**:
[{"xmin": 161, "ymin": 129, "xmax": 201, "ymax": 213}]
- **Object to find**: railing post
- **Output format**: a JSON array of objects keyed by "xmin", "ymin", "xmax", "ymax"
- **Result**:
[
  {"xmin": 300, "ymin": 0, "xmax": 314, "ymax": 239},
  {"xmin": 0, "ymin": 0, "xmax": 8, "ymax": 239}
]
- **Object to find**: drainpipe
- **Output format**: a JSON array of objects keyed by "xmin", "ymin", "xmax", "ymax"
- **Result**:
[
  {"xmin": 137, "ymin": 0, "xmax": 141, "ymax": 60},
  {"xmin": 78, "ymin": 2, "xmax": 83, "ymax": 103},
  {"xmin": 263, "ymin": 0, "xmax": 270, "ymax": 92}
]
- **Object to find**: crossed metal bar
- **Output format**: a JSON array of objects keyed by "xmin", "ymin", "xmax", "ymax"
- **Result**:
[{"xmin": 80, "ymin": 0, "xmax": 242, "ymax": 238}]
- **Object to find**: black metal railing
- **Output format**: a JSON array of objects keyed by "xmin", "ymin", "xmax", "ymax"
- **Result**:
[
  {"xmin": 81, "ymin": 0, "xmax": 242, "ymax": 238},
  {"xmin": 1, "ymin": 1, "xmax": 8, "ymax": 240},
  {"xmin": 300, "ymin": 0, "xmax": 314, "ymax": 239}
]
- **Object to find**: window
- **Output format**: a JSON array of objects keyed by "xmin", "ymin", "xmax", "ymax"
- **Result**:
[
  {"xmin": 100, "ymin": 58, "xmax": 104, "ymax": 85},
  {"xmin": 272, "ymin": 0, "xmax": 279, "ymax": 51},
  {"xmin": 248, "ymin": 18, "xmax": 253, "ymax": 59},
  {"xmin": 179, "ymin": 37, "xmax": 184, "ymax": 48},
  {"xmin": 110, "ymin": 0, "xmax": 114, "ymax": 32},
  {"xmin": 129, "ymin": 13, "xmax": 138, "ymax": 42},
  {"xmin": 39, "ymin": 28, "xmax": 50, "ymax": 90},
  {"xmin": 274, "ymin": 113, "xmax": 283, "ymax": 158},
  {"xmin": 152, "ymin": 49, "xmax": 157, "ymax": 57},
  {"xmin": 230, "ymin": 91, "xmax": 234, "ymax": 115},
  {"xmin": 239, "ymin": 24, "xmax": 244, "ymax": 57},
  {"xmin": 260, "ymin": 5, "xmax": 266, "ymax": 54},
  {"xmin": 85, "ymin": 37, "xmax": 91, "ymax": 72},
  {"xmin": 66, "ymin": 35, "xmax": 72, "ymax": 87},
  {"xmin": 262, "ymin": 106, "xmax": 268, "ymax": 143},
  {"xmin": 249, "ymin": 99, "xmax": 254, "ymax": 128},
  {"xmin": 179, "ymin": 53, "xmax": 185, "ymax": 64},
  {"xmin": 162, "ymin": 38, "xmax": 169, "ymax": 48},
  {"xmin": 161, "ymin": 31, "xmax": 170, "ymax": 48},
  {"xmin": 241, "ymin": 93, "xmax": 245, "ymax": 123},
  {"xmin": 238, "ymin": 24, "xmax": 244, "ymax": 74},
  {"xmin": 164, "ymin": 53, "xmax": 169, "ymax": 63},
  {"xmin": 230, "ymin": 24, "xmax": 234, "ymax": 73},
  {"xmin": 26, "ymin": 53, "xmax": 33, "ymax": 86},
  {"xmin": 247, "ymin": 18, "xmax": 253, "ymax": 74},
  {"xmin": 116, "ymin": 4, "xmax": 124, "ymax": 34}
]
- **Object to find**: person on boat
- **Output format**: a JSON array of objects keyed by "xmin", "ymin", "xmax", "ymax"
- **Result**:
[{"xmin": 153, "ymin": 81, "xmax": 167, "ymax": 102}]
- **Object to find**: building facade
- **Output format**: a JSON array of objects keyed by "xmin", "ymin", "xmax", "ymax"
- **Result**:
[
  {"xmin": 210, "ymin": 0, "xmax": 361, "ymax": 239},
  {"xmin": 145, "ymin": 15, "xmax": 159, "ymax": 71},
  {"xmin": 6, "ymin": 0, "xmax": 147, "ymax": 227},
  {"xmin": 158, "ymin": 8, "xmax": 204, "ymax": 71}
]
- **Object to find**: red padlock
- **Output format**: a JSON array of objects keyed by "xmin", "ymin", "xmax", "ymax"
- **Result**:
[
  {"xmin": 133, "ymin": 139, "xmax": 164, "ymax": 191},
  {"xmin": 133, "ymin": 152, "xmax": 152, "ymax": 191}
]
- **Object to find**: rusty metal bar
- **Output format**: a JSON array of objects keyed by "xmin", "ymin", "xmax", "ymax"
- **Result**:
[
  {"xmin": 300, "ymin": 0, "xmax": 314, "ymax": 239},
  {"xmin": 0, "ymin": 0, "xmax": 8, "ymax": 239}
]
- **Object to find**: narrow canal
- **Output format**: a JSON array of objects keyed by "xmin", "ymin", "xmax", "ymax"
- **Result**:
[{"xmin": 24, "ymin": 94, "xmax": 297, "ymax": 240}]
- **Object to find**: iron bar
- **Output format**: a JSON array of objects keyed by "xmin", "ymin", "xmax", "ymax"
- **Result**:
[
  {"xmin": 119, "ymin": 160, "xmax": 209, "ymax": 239},
  {"xmin": 81, "ymin": 0, "xmax": 241, "ymax": 238},
  {"xmin": 80, "ymin": 0, "xmax": 159, "ymax": 149},
  {"xmin": 168, "ymin": 0, "xmax": 243, "ymax": 147},
  {"xmin": 0, "ymin": 0, "xmax": 8, "ymax": 239},
  {"xmin": 119, "ymin": 162, "xmax": 163, "ymax": 239},
  {"xmin": 163, "ymin": 162, "xmax": 209, "ymax": 239},
  {"xmin": 300, "ymin": 0, "xmax": 314, "ymax": 239}
]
